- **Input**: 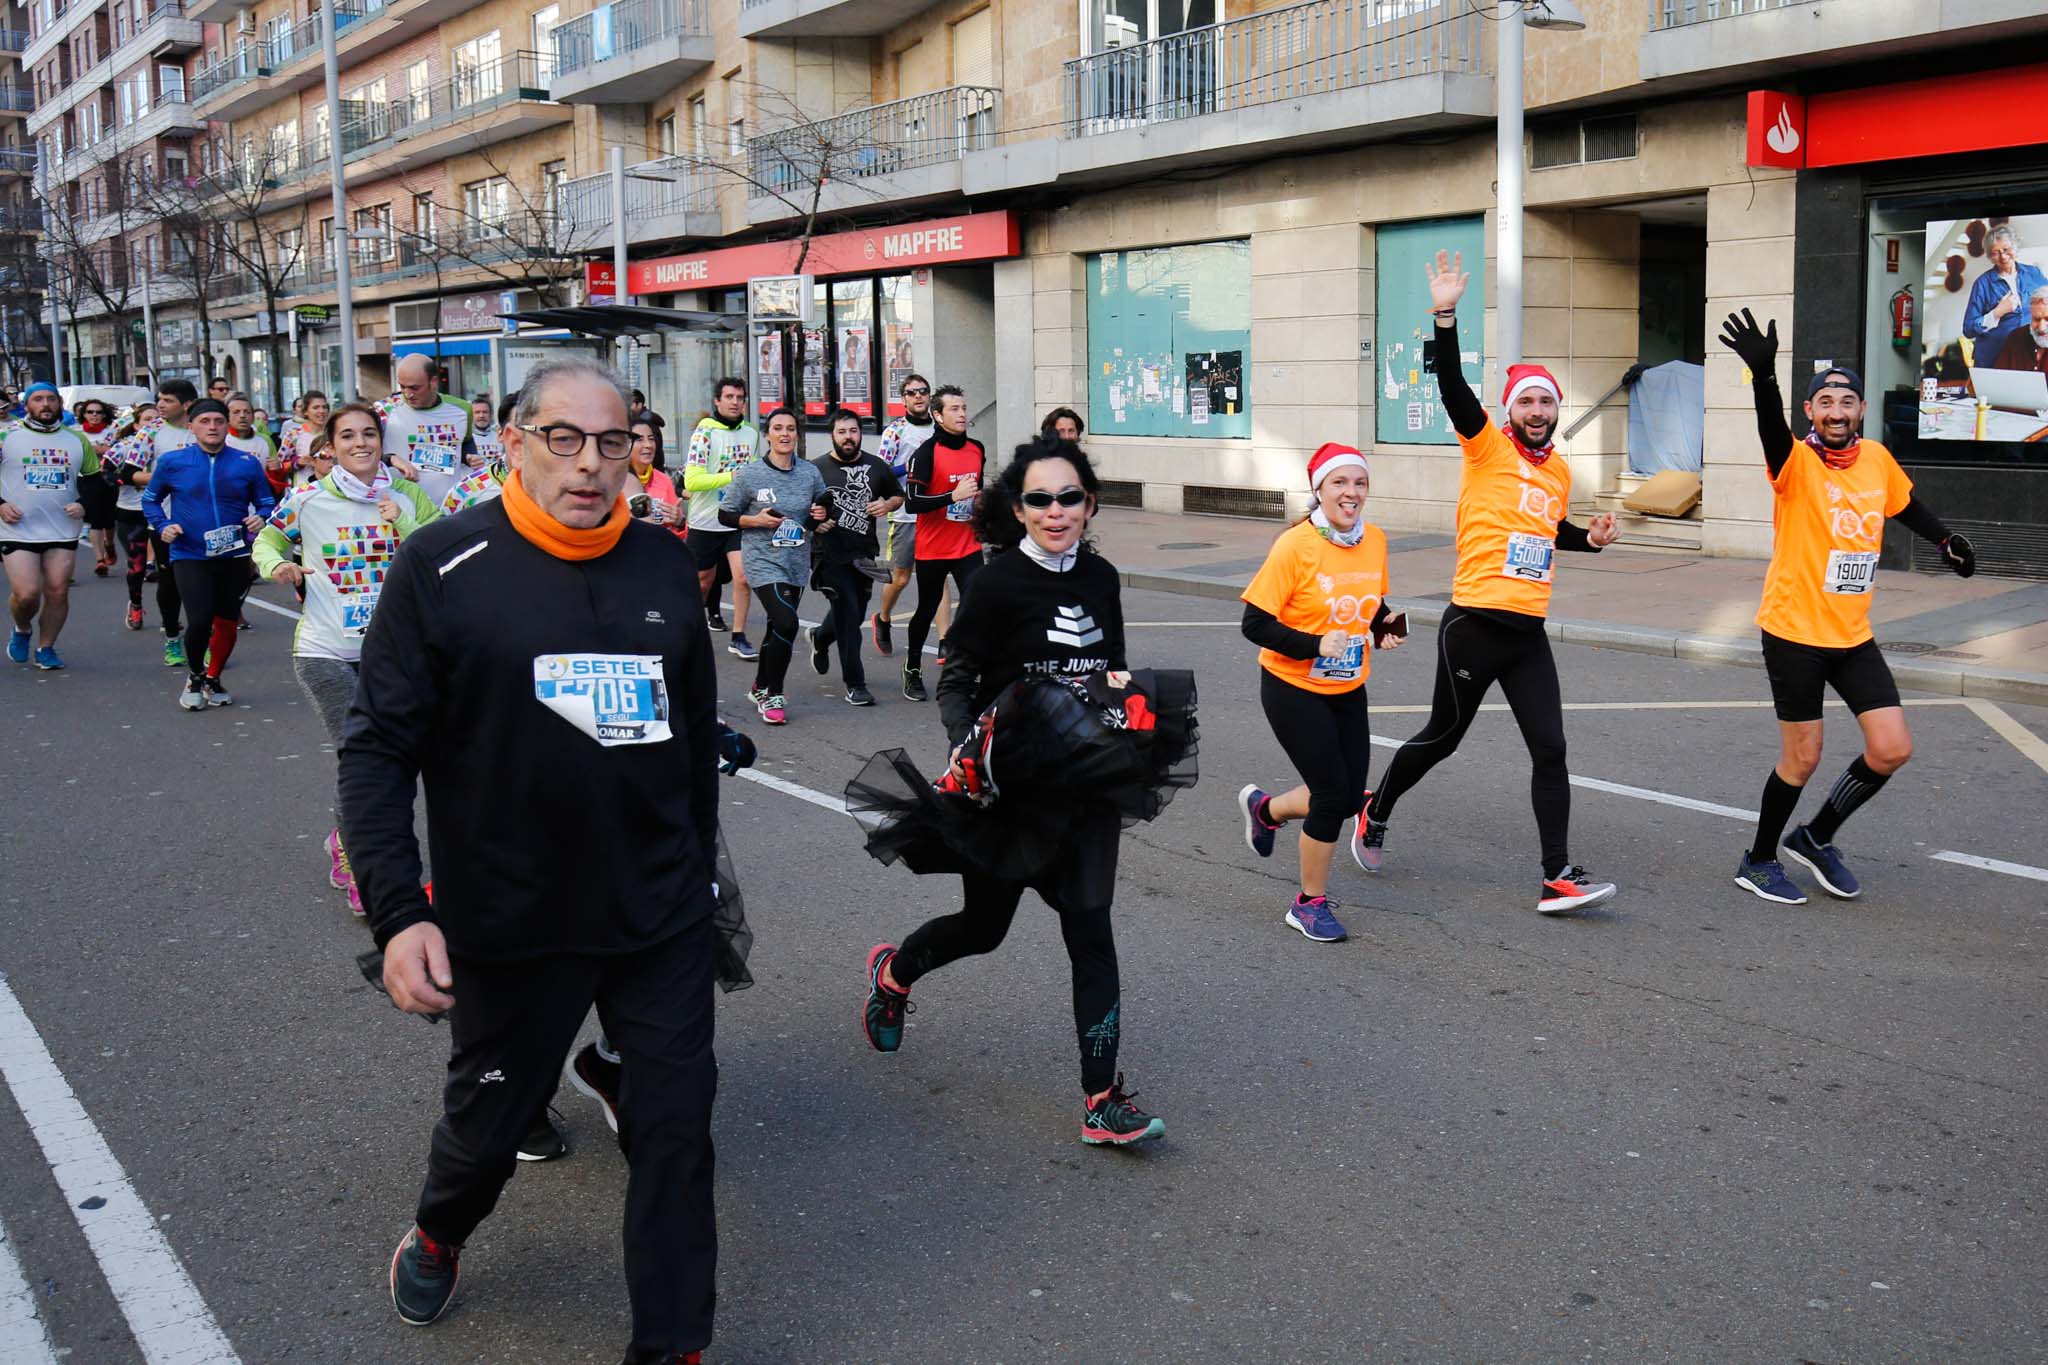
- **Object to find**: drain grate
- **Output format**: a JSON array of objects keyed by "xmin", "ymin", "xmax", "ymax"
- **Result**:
[
  {"xmin": 1157, "ymin": 541, "xmax": 1220, "ymax": 550},
  {"xmin": 1097, "ymin": 479, "xmax": 1143, "ymax": 509},
  {"xmin": 1878, "ymin": 641, "xmax": 1939, "ymax": 655},
  {"xmin": 1185, "ymin": 484, "xmax": 1286, "ymax": 520}
]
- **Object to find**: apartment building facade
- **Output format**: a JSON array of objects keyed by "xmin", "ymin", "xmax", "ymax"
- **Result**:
[{"xmin": 1, "ymin": 0, "xmax": 50, "ymax": 384}]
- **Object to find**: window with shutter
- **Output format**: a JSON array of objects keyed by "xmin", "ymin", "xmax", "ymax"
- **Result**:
[{"xmin": 951, "ymin": 8, "xmax": 991, "ymax": 89}]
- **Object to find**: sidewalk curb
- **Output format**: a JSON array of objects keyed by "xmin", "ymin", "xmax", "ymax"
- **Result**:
[{"xmin": 1119, "ymin": 569, "xmax": 2048, "ymax": 709}]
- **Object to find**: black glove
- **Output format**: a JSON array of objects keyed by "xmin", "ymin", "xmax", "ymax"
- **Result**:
[
  {"xmin": 1941, "ymin": 533, "xmax": 1976, "ymax": 578},
  {"xmin": 717, "ymin": 723, "xmax": 757, "ymax": 776},
  {"xmin": 1717, "ymin": 308, "xmax": 1779, "ymax": 378}
]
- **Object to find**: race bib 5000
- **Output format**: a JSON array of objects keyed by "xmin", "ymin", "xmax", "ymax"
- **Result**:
[{"xmin": 533, "ymin": 653, "xmax": 671, "ymax": 746}]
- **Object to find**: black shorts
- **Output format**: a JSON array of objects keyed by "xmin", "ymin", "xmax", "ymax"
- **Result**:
[
  {"xmin": 1760, "ymin": 631, "xmax": 1901, "ymax": 723},
  {"xmin": 78, "ymin": 476, "xmax": 117, "ymax": 530},
  {"xmin": 688, "ymin": 527, "xmax": 739, "ymax": 573},
  {"xmin": 0, "ymin": 540, "xmax": 78, "ymax": 557}
]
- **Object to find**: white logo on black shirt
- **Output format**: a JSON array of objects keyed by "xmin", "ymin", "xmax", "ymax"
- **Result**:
[{"xmin": 1047, "ymin": 604, "xmax": 1103, "ymax": 648}]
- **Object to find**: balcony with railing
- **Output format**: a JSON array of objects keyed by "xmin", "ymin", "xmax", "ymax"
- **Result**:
[
  {"xmin": 551, "ymin": 0, "xmax": 712, "ymax": 104},
  {"xmin": 0, "ymin": 146, "xmax": 37, "ymax": 175},
  {"xmin": 557, "ymin": 154, "xmax": 718, "ymax": 249},
  {"xmin": 746, "ymin": 84, "xmax": 999, "ymax": 224},
  {"xmin": 1640, "ymin": 0, "xmax": 2047, "ymax": 85},
  {"xmin": 739, "ymin": 0, "xmax": 932, "ymax": 41},
  {"xmin": 0, "ymin": 84, "xmax": 34, "ymax": 115},
  {"xmin": 0, "ymin": 201, "xmax": 41, "ymax": 230},
  {"xmin": 964, "ymin": 0, "xmax": 1489, "ymax": 196},
  {"xmin": 194, "ymin": 0, "xmax": 479, "ymax": 122},
  {"xmin": 0, "ymin": 28, "xmax": 30, "ymax": 53},
  {"xmin": 133, "ymin": 0, "xmax": 202, "ymax": 56},
  {"xmin": 190, "ymin": 46, "xmax": 265, "ymax": 107}
]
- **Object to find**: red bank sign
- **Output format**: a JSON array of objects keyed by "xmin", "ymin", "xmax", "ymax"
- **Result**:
[
  {"xmin": 585, "ymin": 261, "xmax": 617, "ymax": 298},
  {"xmin": 624, "ymin": 210, "xmax": 1021, "ymax": 299},
  {"xmin": 1748, "ymin": 64, "xmax": 2048, "ymax": 170}
]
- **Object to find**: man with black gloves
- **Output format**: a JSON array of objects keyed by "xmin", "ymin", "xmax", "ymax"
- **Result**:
[
  {"xmin": 339, "ymin": 355, "xmax": 729, "ymax": 1364},
  {"xmin": 1719, "ymin": 311, "xmax": 1975, "ymax": 907}
]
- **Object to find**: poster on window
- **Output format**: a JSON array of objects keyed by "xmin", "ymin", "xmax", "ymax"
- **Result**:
[
  {"xmin": 1917, "ymin": 213, "xmax": 2048, "ymax": 442},
  {"xmin": 836, "ymin": 323, "xmax": 873, "ymax": 416},
  {"xmin": 801, "ymin": 327, "xmax": 827, "ymax": 416},
  {"xmin": 754, "ymin": 328, "xmax": 784, "ymax": 413},
  {"xmin": 884, "ymin": 321, "xmax": 916, "ymax": 416},
  {"xmin": 1086, "ymin": 242, "xmax": 1251, "ymax": 440}
]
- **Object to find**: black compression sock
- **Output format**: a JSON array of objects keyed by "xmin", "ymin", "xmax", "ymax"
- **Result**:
[
  {"xmin": 1806, "ymin": 757, "xmax": 1889, "ymax": 844},
  {"xmin": 1751, "ymin": 770, "xmax": 1804, "ymax": 863}
]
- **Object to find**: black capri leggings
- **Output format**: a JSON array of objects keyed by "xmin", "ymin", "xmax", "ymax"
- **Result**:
[
  {"xmin": 1366, "ymin": 604, "xmax": 1571, "ymax": 877},
  {"xmin": 1260, "ymin": 670, "xmax": 1373, "ymax": 842},
  {"xmin": 907, "ymin": 552, "xmax": 980, "ymax": 659},
  {"xmin": 751, "ymin": 581, "xmax": 802, "ymax": 695}
]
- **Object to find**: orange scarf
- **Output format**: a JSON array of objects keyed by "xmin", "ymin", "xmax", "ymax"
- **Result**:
[{"xmin": 502, "ymin": 469, "xmax": 629, "ymax": 561}]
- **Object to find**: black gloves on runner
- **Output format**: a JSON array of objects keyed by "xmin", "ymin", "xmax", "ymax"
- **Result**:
[
  {"xmin": 1718, "ymin": 309, "xmax": 1779, "ymax": 379},
  {"xmin": 1942, "ymin": 533, "xmax": 1976, "ymax": 578},
  {"xmin": 717, "ymin": 723, "xmax": 757, "ymax": 776}
]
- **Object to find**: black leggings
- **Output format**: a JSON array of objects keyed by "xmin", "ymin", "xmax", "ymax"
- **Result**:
[
  {"xmin": 893, "ymin": 873, "xmax": 1122, "ymax": 1095},
  {"xmin": 907, "ymin": 553, "xmax": 980, "ymax": 660},
  {"xmin": 119, "ymin": 517, "xmax": 180, "ymax": 627},
  {"xmin": 170, "ymin": 556, "xmax": 250, "ymax": 680},
  {"xmin": 1368, "ymin": 604, "xmax": 1572, "ymax": 877},
  {"xmin": 1260, "ymin": 670, "xmax": 1373, "ymax": 843},
  {"xmin": 751, "ymin": 581, "xmax": 802, "ymax": 695}
]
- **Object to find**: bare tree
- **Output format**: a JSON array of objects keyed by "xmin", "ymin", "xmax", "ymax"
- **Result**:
[
  {"xmin": 192, "ymin": 137, "xmax": 312, "ymax": 410},
  {"xmin": 134, "ymin": 168, "xmax": 225, "ymax": 380},
  {"xmin": 396, "ymin": 141, "xmax": 601, "ymax": 311},
  {"xmin": 38, "ymin": 164, "xmax": 148, "ymax": 380}
]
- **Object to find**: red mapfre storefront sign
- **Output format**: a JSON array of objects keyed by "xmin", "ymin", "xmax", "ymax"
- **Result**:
[
  {"xmin": 1748, "ymin": 64, "xmax": 2048, "ymax": 169},
  {"xmin": 624, "ymin": 211, "xmax": 1021, "ymax": 298}
]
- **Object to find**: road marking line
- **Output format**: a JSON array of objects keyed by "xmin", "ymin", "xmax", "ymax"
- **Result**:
[
  {"xmin": 1964, "ymin": 699, "xmax": 2048, "ymax": 779},
  {"xmin": 1371, "ymin": 698, "xmax": 1973, "ymax": 714},
  {"xmin": 738, "ymin": 767, "xmax": 848, "ymax": 813},
  {"xmin": 0, "ymin": 1214, "xmax": 57, "ymax": 1365},
  {"xmin": 1929, "ymin": 851, "xmax": 2048, "ymax": 883},
  {"xmin": 0, "ymin": 975, "xmax": 241, "ymax": 1365},
  {"xmin": 241, "ymin": 595, "xmax": 302, "ymax": 622},
  {"xmin": 1364, "ymin": 736, "xmax": 1758, "ymax": 821}
]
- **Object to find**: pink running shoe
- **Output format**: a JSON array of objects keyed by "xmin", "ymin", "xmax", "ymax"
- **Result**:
[
  {"xmin": 343, "ymin": 869, "xmax": 366, "ymax": 917},
  {"xmin": 325, "ymin": 829, "xmax": 350, "ymax": 890}
]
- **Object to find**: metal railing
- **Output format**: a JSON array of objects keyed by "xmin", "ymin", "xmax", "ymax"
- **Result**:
[
  {"xmin": 0, "ymin": 30, "xmax": 30, "ymax": 53},
  {"xmin": 748, "ymin": 84, "xmax": 1000, "ymax": 194},
  {"xmin": 553, "ymin": 0, "xmax": 708, "ymax": 77},
  {"xmin": 1649, "ymin": 0, "xmax": 1818, "ymax": 26},
  {"xmin": 0, "ymin": 147, "xmax": 35, "ymax": 173},
  {"xmin": 192, "ymin": 47, "xmax": 265, "ymax": 103},
  {"xmin": 264, "ymin": 0, "xmax": 385, "ymax": 71},
  {"xmin": 0, "ymin": 85, "xmax": 34, "ymax": 112},
  {"xmin": 555, "ymin": 153, "xmax": 715, "ymax": 238},
  {"xmin": 1062, "ymin": 0, "xmax": 1480, "ymax": 134},
  {"xmin": 0, "ymin": 202, "xmax": 43, "ymax": 229},
  {"xmin": 337, "ymin": 51, "xmax": 557, "ymax": 157}
]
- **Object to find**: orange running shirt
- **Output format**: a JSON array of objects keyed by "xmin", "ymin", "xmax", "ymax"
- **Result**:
[
  {"xmin": 1756, "ymin": 439, "xmax": 1913, "ymax": 649},
  {"xmin": 1241, "ymin": 518, "xmax": 1390, "ymax": 695},
  {"xmin": 1450, "ymin": 424, "xmax": 1574, "ymax": 619}
]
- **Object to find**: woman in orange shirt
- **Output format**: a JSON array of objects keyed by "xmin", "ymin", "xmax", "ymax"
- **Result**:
[{"xmin": 1238, "ymin": 443, "xmax": 1405, "ymax": 943}]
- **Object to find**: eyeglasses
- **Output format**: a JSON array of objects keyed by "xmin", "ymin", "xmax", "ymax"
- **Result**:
[
  {"xmin": 1020, "ymin": 488, "xmax": 1088, "ymax": 510},
  {"xmin": 516, "ymin": 423, "xmax": 636, "ymax": 460},
  {"xmin": 901, "ymin": 387, "xmax": 931, "ymax": 397}
]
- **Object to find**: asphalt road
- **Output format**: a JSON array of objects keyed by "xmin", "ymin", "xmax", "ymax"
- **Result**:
[{"xmin": 3, "ymin": 559, "xmax": 2046, "ymax": 1363}]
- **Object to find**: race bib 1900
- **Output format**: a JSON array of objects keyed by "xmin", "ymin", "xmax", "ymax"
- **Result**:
[
  {"xmin": 1823, "ymin": 549, "xmax": 1879, "ymax": 596},
  {"xmin": 533, "ymin": 653, "xmax": 671, "ymax": 746}
]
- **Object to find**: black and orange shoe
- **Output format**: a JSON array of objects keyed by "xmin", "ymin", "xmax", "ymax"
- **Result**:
[
  {"xmin": 389, "ymin": 1226, "xmax": 460, "ymax": 1326},
  {"xmin": 1081, "ymin": 1074, "xmax": 1165, "ymax": 1146},
  {"xmin": 863, "ymin": 944, "xmax": 912, "ymax": 1053},
  {"xmin": 569, "ymin": 1042, "xmax": 622, "ymax": 1135},
  {"xmin": 1536, "ymin": 865, "xmax": 1617, "ymax": 915}
]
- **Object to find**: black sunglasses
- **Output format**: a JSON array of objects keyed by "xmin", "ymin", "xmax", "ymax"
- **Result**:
[{"xmin": 1020, "ymin": 488, "xmax": 1088, "ymax": 510}]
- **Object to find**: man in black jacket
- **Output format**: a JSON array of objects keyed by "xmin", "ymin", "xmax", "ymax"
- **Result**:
[{"xmin": 340, "ymin": 355, "xmax": 724, "ymax": 1364}]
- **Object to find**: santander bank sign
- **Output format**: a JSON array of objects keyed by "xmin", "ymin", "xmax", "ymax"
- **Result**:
[
  {"xmin": 623, "ymin": 211, "xmax": 1022, "ymax": 300},
  {"xmin": 1746, "ymin": 91, "xmax": 1806, "ymax": 169}
]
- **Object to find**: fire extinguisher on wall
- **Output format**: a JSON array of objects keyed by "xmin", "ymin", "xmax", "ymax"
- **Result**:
[{"xmin": 1890, "ymin": 286, "xmax": 1915, "ymax": 350}]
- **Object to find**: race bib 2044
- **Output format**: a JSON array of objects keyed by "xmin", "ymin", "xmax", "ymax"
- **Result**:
[{"xmin": 533, "ymin": 653, "xmax": 671, "ymax": 746}]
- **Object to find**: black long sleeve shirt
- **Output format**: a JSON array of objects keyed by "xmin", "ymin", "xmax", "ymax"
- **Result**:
[
  {"xmin": 338, "ymin": 499, "xmax": 722, "ymax": 959},
  {"xmin": 936, "ymin": 548, "xmax": 1128, "ymax": 746}
]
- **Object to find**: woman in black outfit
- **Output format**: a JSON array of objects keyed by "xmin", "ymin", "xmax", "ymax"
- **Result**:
[{"xmin": 847, "ymin": 438, "xmax": 1196, "ymax": 1146}]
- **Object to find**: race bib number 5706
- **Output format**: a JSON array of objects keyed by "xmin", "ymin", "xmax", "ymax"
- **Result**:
[{"xmin": 533, "ymin": 653, "xmax": 671, "ymax": 746}]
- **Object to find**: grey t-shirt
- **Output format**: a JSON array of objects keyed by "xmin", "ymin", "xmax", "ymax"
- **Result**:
[{"xmin": 719, "ymin": 454, "xmax": 828, "ymax": 589}]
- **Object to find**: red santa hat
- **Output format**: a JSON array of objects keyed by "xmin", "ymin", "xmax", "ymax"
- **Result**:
[
  {"xmin": 1501, "ymin": 363, "xmax": 1562, "ymax": 410},
  {"xmin": 1307, "ymin": 442, "xmax": 1370, "ymax": 490}
]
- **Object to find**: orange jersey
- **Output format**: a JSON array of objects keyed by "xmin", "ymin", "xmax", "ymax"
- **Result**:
[
  {"xmin": 1450, "ymin": 424, "xmax": 1573, "ymax": 619},
  {"xmin": 1242, "ymin": 519, "xmax": 1390, "ymax": 694},
  {"xmin": 1756, "ymin": 439, "xmax": 1913, "ymax": 649}
]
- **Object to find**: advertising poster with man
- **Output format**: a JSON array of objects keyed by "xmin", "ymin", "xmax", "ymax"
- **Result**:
[{"xmin": 1918, "ymin": 213, "xmax": 2048, "ymax": 442}]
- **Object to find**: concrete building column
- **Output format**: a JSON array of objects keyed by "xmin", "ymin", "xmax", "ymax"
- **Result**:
[
  {"xmin": 1251, "ymin": 223, "xmax": 1370, "ymax": 519},
  {"xmin": 1702, "ymin": 170, "xmax": 1798, "ymax": 559},
  {"xmin": 992, "ymin": 256, "xmax": 1035, "ymax": 459},
  {"xmin": 1521, "ymin": 207, "xmax": 1641, "ymax": 512}
]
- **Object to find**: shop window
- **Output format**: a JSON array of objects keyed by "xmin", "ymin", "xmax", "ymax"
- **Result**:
[
  {"xmin": 1373, "ymin": 215, "xmax": 1484, "ymax": 447},
  {"xmin": 1085, "ymin": 240, "xmax": 1250, "ymax": 439}
]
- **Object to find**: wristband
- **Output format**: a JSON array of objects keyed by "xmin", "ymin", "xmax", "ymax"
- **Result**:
[{"xmin": 1431, "ymin": 308, "xmax": 1457, "ymax": 320}]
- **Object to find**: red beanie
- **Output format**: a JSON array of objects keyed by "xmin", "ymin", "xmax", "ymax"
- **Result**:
[
  {"xmin": 1306, "ymin": 442, "xmax": 1369, "ymax": 490},
  {"xmin": 1502, "ymin": 363, "xmax": 1562, "ymax": 410}
]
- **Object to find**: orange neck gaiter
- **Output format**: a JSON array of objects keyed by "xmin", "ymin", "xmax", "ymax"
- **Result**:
[{"xmin": 502, "ymin": 469, "xmax": 629, "ymax": 561}]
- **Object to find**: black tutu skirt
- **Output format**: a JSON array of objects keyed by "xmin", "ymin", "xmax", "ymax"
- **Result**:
[{"xmin": 845, "ymin": 669, "xmax": 1198, "ymax": 890}]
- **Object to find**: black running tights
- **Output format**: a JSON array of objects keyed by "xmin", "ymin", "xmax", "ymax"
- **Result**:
[
  {"xmin": 1368, "ymin": 604, "xmax": 1573, "ymax": 877},
  {"xmin": 892, "ymin": 873, "xmax": 1122, "ymax": 1095},
  {"xmin": 907, "ymin": 553, "xmax": 980, "ymax": 660},
  {"xmin": 1260, "ymin": 670, "xmax": 1373, "ymax": 842},
  {"xmin": 751, "ymin": 581, "xmax": 801, "ymax": 695}
]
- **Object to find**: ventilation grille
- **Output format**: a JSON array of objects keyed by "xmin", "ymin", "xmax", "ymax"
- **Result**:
[
  {"xmin": 1532, "ymin": 113, "xmax": 1638, "ymax": 169},
  {"xmin": 1184, "ymin": 484, "xmax": 1286, "ymax": 521},
  {"xmin": 1899, "ymin": 518, "xmax": 2048, "ymax": 582},
  {"xmin": 1096, "ymin": 478, "xmax": 1143, "ymax": 509},
  {"xmin": 391, "ymin": 300, "xmax": 439, "ymax": 336}
]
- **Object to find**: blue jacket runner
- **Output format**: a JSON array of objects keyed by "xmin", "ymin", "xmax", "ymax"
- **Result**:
[{"xmin": 142, "ymin": 442, "xmax": 276, "ymax": 562}]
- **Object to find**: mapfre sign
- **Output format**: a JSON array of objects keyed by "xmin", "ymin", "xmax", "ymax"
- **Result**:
[{"xmin": 625, "ymin": 211, "xmax": 1021, "ymax": 299}]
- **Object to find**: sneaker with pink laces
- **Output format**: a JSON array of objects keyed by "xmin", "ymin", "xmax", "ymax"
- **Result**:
[
  {"xmin": 343, "ymin": 869, "xmax": 366, "ymax": 917},
  {"xmin": 757, "ymin": 693, "xmax": 787, "ymax": 725},
  {"xmin": 325, "ymin": 829, "xmax": 350, "ymax": 890}
]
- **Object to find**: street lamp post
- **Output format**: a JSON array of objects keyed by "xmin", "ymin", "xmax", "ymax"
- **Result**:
[
  {"xmin": 607, "ymin": 149, "xmax": 677, "ymax": 386},
  {"xmin": 321, "ymin": 0, "xmax": 354, "ymax": 397},
  {"xmin": 1496, "ymin": 0, "xmax": 1587, "ymax": 373}
]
